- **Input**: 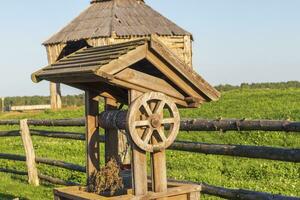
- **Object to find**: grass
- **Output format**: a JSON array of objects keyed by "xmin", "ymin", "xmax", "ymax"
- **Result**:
[{"xmin": 0, "ymin": 88, "xmax": 299, "ymax": 200}]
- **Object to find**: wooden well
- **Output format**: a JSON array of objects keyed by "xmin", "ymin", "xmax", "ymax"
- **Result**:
[{"xmin": 33, "ymin": 36, "xmax": 220, "ymax": 199}]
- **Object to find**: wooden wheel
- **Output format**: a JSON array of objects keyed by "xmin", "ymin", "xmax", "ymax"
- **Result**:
[{"xmin": 127, "ymin": 92, "xmax": 180, "ymax": 152}]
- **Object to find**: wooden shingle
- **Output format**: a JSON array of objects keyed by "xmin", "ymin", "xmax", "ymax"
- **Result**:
[
  {"xmin": 43, "ymin": 0, "xmax": 192, "ymax": 45},
  {"xmin": 33, "ymin": 38, "xmax": 220, "ymax": 108}
]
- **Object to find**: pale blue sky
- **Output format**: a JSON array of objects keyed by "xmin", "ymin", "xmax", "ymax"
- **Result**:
[{"xmin": 0, "ymin": 0, "xmax": 299, "ymax": 96}]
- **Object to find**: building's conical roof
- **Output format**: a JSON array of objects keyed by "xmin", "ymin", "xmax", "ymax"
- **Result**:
[{"xmin": 44, "ymin": 0, "xmax": 192, "ymax": 45}]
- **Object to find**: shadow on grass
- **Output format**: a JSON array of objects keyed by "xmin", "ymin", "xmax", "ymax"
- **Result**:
[{"xmin": 0, "ymin": 193, "xmax": 28, "ymax": 200}]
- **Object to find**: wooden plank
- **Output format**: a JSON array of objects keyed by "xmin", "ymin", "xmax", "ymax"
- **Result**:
[
  {"xmin": 47, "ymin": 45, "xmax": 62, "ymax": 110},
  {"xmin": 146, "ymin": 51, "xmax": 204, "ymax": 102},
  {"xmin": 188, "ymin": 191, "xmax": 200, "ymax": 200},
  {"xmin": 69, "ymin": 82, "xmax": 128, "ymax": 105},
  {"xmin": 54, "ymin": 186, "xmax": 134, "ymax": 200},
  {"xmin": 110, "ymin": 79, "xmax": 189, "ymax": 107},
  {"xmin": 183, "ymin": 36, "xmax": 192, "ymax": 68},
  {"xmin": 115, "ymin": 68, "xmax": 185, "ymax": 100},
  {"xmin": 150, "ymin": 35, "xmax": 220, "ymax": 101},
  {"xmin": 149, "ymin": 102, "xmax": 167, "ymax": 198},
  {"xmin": 20, "ymin": 119, "xmax": 39, "ymax": 186},
  {"xmin": 129, "ymin": 90, "xmax": 148, "ymax": 196},
  {"xmin": 85, "ymin": 91, "xmax": 100, "ymax": 183},
  {"xmin": 135, "ymin": 185, "xmax": 202, "ymax": 200},
  {"xmin": 100, "ymin": 44, "xmax": 148, "ymax": 75},
  {"xmin": 151, "ymin": 149, "xmax": 168, "ymax": 196}
]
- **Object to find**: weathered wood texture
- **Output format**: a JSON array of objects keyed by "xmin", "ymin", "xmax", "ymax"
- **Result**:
[
  {"xmin": 0, "ymin": 118, "xmax": 85, "ymax": 126},
  {"xmin": 149, "ymin": 101, "xmax": 167, "ymax": 196},
  {"xmin": 0, "ymin": 129, "xmax": 105, "ymax": 142},
  {"xmin": 179, "ymin": 119, "xmax": 300, "ymax": 132},
  {"xmin": 167, "ymin": 179, "xmax": 300, "ymax": 200},
  {"xmin": 30, "ymin": 130, "xmax": 85, "ymax": 141},
  {"xmin": 85, "ymin": 91, "xmax": 100, "ymax": 182},
  {"xmin": 98, "ymin": 116, "xmax": 300, "ymax": 133},
  {"xmin": 129, "ymin": 90, "xmax": 148, "ymax": 196},
  {"xmin": 170, "ymin": 141, "xmax": 300, "ymax": 163},
  {"xmin": 1, "ymin": 136, "xmax": 299, "ymax": 164},
  {"xmin": 43, "ymin": 0, "xmax": 193, "ymax": 67},
  {"xmin": 20, "ymin": 119, "xmax": 39, "ymax": 186},
  {"xmin": 47, "ymin": 44, "xmax": 65, "ymax": 110},
  {"xmin": 10, "ymin": 105, "xmax": 51, "ymax": 112},
  {"xmin": 1, "ymin": 97, "xmax": 4, "ymax": 112},
  {"xmin": 200, "ymin": 183, "xmax": 300, "ymax": 200},
  {"xmin": 0, "ymin": 168, "xmax": 78, "ymax": 186},
  {"xmin": 0, "ymin": 130, "xmax": 20, "ymax": 136},
  {"xmin": 14, "ymin": 117, "xmax": 298, "ymax": 133},
  {"xmin": 53, "ymin": 184, "xmax": 201, "ymax": 200},
  {"xmin": 0, "ymin": 153, "xmax": 85, "ymax": 172},
  {"xmin": 1, "ymin": 166, "xmax": 297, "ymax": 200}
]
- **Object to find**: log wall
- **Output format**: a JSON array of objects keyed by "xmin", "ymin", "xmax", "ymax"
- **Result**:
[{"xmin": 86, "ymin": 35, "xmax": 193, "ymax": 67}]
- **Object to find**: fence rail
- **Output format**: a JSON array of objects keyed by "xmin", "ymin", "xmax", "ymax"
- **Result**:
[
  {"xmin": 1, "ymin": 129, "xmax": 299, "ymax": 163},
  {"xmin": 1, "ymin": 118, "xmax": 300, "ymax": 132},
  {"xmin": 0, "ymin": 118, "xmax": 299, "ymax": 200}
]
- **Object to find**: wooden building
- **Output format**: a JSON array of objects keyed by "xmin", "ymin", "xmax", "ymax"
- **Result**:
[{"xmin": 43, "ymin": 0, "xmax": 194, "ymax": 109}]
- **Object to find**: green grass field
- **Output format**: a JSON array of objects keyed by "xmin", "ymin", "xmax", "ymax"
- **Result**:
[{"xmin": 0, "ymin": 88, "xmax": 299, "ymax": 200}]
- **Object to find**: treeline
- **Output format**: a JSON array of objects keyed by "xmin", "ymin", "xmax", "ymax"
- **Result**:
[
  {"xmin": 215, "ymin": 81, "xmax": 300, "ymax": 91},
  {"xmin": 0, "ymin": 81, "xmax": 299, "ymax": 110},
  {"xmin": 2, "ymin": 94, "xmax": 85, "ymax": 108}
]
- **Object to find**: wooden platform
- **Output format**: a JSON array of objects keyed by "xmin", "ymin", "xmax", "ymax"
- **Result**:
[{"xmin": 54, "ymin": 183, "xmax": 201, "ymax": 200}]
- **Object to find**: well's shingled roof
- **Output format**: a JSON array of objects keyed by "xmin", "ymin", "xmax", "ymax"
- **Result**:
[
  {"xmin": 34, "ymin": 39, "xmax": 146, "ymax": 79},
  {"xmin": 44, "ymin": 0, "xmax": 192, "ymax": 45},
  {"xmin": 33, "ymin": 39, "xmax": 220, "ymax": 103}
]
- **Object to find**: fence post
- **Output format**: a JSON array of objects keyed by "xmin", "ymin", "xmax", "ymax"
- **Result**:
[
  {"xmin": 20, "ymin": 119, "xmax": 39, "ymax": 186},
  {"xmin": 1, "ymin": 97, "xmax": 4, "ymax": 112}
]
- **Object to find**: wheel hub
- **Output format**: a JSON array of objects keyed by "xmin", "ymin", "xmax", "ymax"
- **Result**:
[{"xmin": 150, "ymin": 116, "xmax": 161, "ymax": 129}]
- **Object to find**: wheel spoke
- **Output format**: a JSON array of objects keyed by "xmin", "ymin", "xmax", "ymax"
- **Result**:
[
  {"xmin": 154, "ymin": 100, "xmax": 165, "ymax": 114},
  {"xmin": 157, "ymin": 128, "xmax": 167, "ymax": 142},
  {"xmin": 142, "ymin": 128, "xmax": 153, "ymax": 144},
  {"xmin": 162, "ymin": 118, "xmax": 176, "ymax": 124},
  {"xmin": 134, "ymin": 120, "xmax": 150, "ymax": 127},
  {"xmin": 142, "ymin": 103, "xmax": 153, "ymax": 116}
]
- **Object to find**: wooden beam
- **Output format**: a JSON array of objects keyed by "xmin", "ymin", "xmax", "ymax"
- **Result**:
[
  {"xmin": 150, "ymin": 103, "xmax": 168, "ymax": 196},
  {"xmin": 129, "ymin": 90, "xmax": 148, "ymax": 196},
  {"xmin": 150, "ymin": 35, "xmax": 220, "ymax": 101},
  {"xmin": 100, "ymin": 44, "xmax": 148, "ymax": 75},
  {"xmin": 115, "ymin": 68, "xmax": 185, "ymax": 101},
  {"xmin": 85, "ymin": 91, "xmax": 100, "ymax": 183},
  {"xmin": 146, "ymin": 50, "xmax": 205, "ymax": 103},
  {"xmin": 68, "ymin": 82, "xmax": 128, "ymax": 105},
  {"xmin": 110, "ymin": 79, "xmax": 189, "ymax": 107},
  {"xmin": 20, "ymin": 119, "xmax": 39, "ymax": 186},
  {"xmin": 1, "ymin": 97, "xmax": 4, "ymax": 112}
]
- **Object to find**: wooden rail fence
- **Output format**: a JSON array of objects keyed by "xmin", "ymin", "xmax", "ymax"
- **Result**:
[{"xmin": 0, "ymin": 118, "xmax": 299, "ymax": 200}]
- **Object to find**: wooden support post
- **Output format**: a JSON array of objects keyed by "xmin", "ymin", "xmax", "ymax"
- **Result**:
[
  {"xmin": 1, "ymin": 97, "xmax": 4, "ymax": 112},
  {"xmin": 188, "ymin": 191, "xmax": 201, "ymax": 200},
  {"xmin": 104, "ymin": 98, "xmax": 119, "ymax": 164},
  {"xmin": 129, "ymin": 90, "xmax": 148, "ymax": 196},
  {"xmin": 50, "ymin": 82, "xmax": 62, "ymax": 110},
  {"xmin": 150, "ymin": 103, "xmax": 168, "ymax": 196},
  {"xmin": 20, "ymin": 119, "xmax": 39, "ymax": 186},
  {"xmin": 85, "ymin": 91, "xmax": 100, "ymax": 183}
]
